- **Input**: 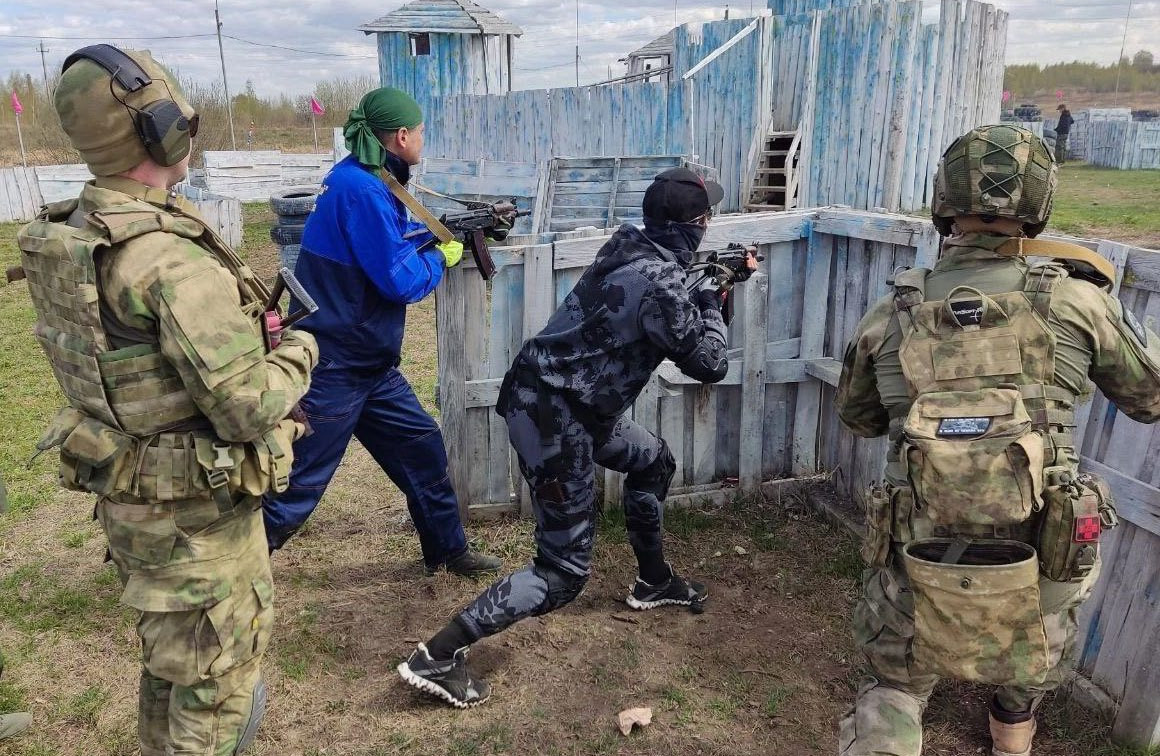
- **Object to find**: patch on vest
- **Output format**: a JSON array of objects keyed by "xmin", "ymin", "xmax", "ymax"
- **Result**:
[
  {"xmin": 936, "ymin": 417, "xmax": 992, "ymax": 437},
  {"xmin": 949, "ymin": 299, "xmax": 985, "ymax": 327},
  {"xmin": 1124, "ymin": 306, "xmax": 1147, "ymax": 347}
]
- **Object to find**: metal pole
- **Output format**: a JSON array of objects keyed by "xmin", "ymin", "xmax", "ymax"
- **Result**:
[
  {"xmin": 38, "ymin": 40, "xmax": 51, "ymax": 97},
  {"xmin": 575, "ymin": 0, "xmax": 580, "ymax": 87},
  {"xmin": 215, "ymin": 0, "xmax": 237, "ymax": 150},
  {"xmin": 1113, "ymin": 0, "xmax": 1134, "ymax": 108},
  {"xmin": 15, "ymin": 112, "xmax": 27, "ymax": 168}
]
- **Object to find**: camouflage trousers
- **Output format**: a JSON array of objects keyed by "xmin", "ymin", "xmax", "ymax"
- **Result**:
[
  {"xmin": 97, "ymin": 494, "xmax": 273, "ymax": 756},
  {"xmin": 838, "ymin": 554, "xmax": 1100, "ymax": 756},
  {"xmin": 457, "ymin": 395, "xmax": 673, "ymax": 639},
  {"xmin": 1055, "ymin": 133, "xmax": 1070, "ymax": 164}
]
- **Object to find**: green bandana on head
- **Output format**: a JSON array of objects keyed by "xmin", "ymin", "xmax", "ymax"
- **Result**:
[{"xmin": 343, "ymin": 87, "xmax": 424, "ymax": 168}]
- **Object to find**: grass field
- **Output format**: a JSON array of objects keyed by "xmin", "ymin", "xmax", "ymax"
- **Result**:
[
  {"xmin": 0, "ymin": 196, "xmax": 1157, "ymax": 755},
  {"xmin": 1048, "ymin": 163, "xmax": 1160, "ymax": 249}
]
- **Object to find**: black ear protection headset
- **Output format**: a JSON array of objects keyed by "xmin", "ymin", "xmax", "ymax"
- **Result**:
[{"xmin": 61, "ymin": 44, "xmax": 198, "ymax": 167}]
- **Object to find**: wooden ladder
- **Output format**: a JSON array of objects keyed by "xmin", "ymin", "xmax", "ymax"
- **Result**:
[{"xmin": 746, "ymin": 129, "xmax": 801, "ymax": 212}]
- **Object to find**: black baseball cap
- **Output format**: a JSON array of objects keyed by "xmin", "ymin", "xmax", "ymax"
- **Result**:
[{"xmin": 642, "ymin": 167, "xmax": 725, "ymax": 224}]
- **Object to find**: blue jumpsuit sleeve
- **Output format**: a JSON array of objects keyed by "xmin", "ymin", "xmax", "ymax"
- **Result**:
[
  {"xmin": 404, "ymin": 218, "xmax": 437, "ymax": 252},
  {"xmin": 342, "ymin": 184, "xmax": 445, "ymax": 304}
]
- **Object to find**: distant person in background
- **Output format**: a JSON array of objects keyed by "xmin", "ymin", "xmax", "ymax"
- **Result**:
[
  {"xmin": 246, "ymin": 120, "xmax": 256, "ymax": 149},
  {"xmin": 1055, "ymin": 104, "xmax": 1074, "ymax": 164}
]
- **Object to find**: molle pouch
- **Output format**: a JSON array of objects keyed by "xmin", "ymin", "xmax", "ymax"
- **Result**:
[
  {"xmin": 1036, "ymin": 469, "xmax": 1107, "ymax": 583},
  {"xmin": 862, "ymin": 483, "xmax": 893, "ymax": 568},
  {"xmin": 902, "ymin": 387, "xmax": 1044, "ymax": 527},
  {"xmin": 903, "ymin": 538, "xmax": 1050, "ymax": 687},
  {"xmin": 59, "ymin": 416, "xmax": 137, "ymax": 495}
]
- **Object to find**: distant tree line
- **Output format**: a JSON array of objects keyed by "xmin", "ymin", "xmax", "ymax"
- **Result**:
[
  {"xmin": 1004, "ymin": 51, "xmax": 1160, "ymax": 99},
  {"xmin": 2, "ymin": 71, "xmax": 377, "ymax": 166}
]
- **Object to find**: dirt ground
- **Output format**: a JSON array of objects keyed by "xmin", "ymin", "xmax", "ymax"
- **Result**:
[{"xmin": 0, "ymin": 209, "xmax": 1141, "ymax": 756}]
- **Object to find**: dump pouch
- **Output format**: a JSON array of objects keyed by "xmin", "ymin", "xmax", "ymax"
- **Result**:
[
  {"xmin": 1036, "ymin": 469, "xmax": 1111, "ymax": 582},
  {"xmin": 902, "ymin": 387, "xmax": 1044, "ymax": 527},
  {"xmin": 903, "ymin": 538, "xmax": 1050, "ymax": 687}
]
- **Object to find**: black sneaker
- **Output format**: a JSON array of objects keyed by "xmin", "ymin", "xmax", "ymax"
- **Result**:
[
  {"xmin": 626, "ymin": 569, "xmax": 707, "ymax": 613},
  {"xmin": 397, "ymin": 644, "xmax": 491, "ymax": 709}
]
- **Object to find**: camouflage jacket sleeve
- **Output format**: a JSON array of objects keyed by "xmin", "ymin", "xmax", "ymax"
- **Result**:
[
  {"xmin": 835, "ymin": 294, "xmax": 896, "ymax": 438},
  {"xmin": 1052, "ymin": 278, "xmax": 1160, "ymax": 423},
  {"xmin": 103, "ymin": 232, "xmax": 319, "ymax": 442},
  {"xmin": 639, "ymin": 264, "xmax": 729, "ymax": 384}
]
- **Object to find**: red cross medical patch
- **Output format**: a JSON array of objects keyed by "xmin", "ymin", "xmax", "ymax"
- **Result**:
[{"xmin": 1074, "ymin": 515, "xmax": 1102, "ymax": 543}]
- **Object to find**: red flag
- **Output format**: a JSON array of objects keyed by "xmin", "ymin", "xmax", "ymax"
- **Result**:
[
  {"xmin": 309, "ymin": 96, "xmax": 325, "ymax": 116},
  {"xmin": 10, "ymin": 91, "xmax": 22, "ymax": 115}
]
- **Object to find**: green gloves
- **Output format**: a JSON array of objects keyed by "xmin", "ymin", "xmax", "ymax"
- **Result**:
[{"xmin": 437, "ymin": 240, "xmax": 464, "ymax": 268}]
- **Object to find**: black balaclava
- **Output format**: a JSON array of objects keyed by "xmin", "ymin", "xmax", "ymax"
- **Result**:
[{"xmin": 643, "ymin": 219, "xmax": 706, "ymax": 267}]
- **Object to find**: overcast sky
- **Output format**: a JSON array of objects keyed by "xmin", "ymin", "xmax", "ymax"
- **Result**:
[{"xmin": 1, "ymin": 0, "xmax": 1157, "ymax": 99}]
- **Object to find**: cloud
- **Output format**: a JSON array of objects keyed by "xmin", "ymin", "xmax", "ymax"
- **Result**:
[{"xmin": 0, "ymin": 0, "xmax": 1158, "ymax": 98}]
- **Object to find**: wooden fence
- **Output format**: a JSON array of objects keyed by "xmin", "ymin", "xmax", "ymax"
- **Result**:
[
  {"xmin": 199, "ymin": 151, "xmax": 335, "ymax": 201},
  {"xmin": 0, "ymin": 167, "xmax": 41, "ymax": 223},
  {"xmin": 403, "ymin": 0, "xmax": 1005, "ymax": 214},
  {"xmin": 435, "ymin": 206, "xmax": 1160, "ymax": 747},
  {"xmin": 1085, "ymin": 120, "xmax": 1160, "ymax": 171},
  {"xmin": 0, "ymin": 164, "xmax": 244, "ymax": 247}
]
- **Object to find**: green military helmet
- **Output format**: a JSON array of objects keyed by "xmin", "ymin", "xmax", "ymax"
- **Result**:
[
  {"xmin": 55, "ymin": 46, "xmax": 197, "ymax": 177},
  {"xmin": 931, "ymin": 124, "xmax": 1058, "ymax": 238}
]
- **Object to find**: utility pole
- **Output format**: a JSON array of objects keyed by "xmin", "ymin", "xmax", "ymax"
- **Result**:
[
  {"xmin": 1113, "ymin": 0, "xmax": 1135, "ymax": 107},
  {"xmin": 215, "ymin": 0, "xmax": 238, "ymax": 150},
  {"xmin": 574, "ymin": 0, "xmax": 580, "ymax": 87},
  {"xmin": 38, "ymin": 40, "xmax": 51, "ymax": 98}
]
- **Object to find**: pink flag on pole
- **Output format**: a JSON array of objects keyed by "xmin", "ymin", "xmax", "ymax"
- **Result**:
[
  {"xmin": 1002, "ymin": 90, "xmax": 1011, "ymax": 103},
  {"xmin": 10, "ymin": 91, "xmax": 22, "ymax": 115},
  {"xmin": 310, "ymin": 96, "xmax": 325, "ymax": 116},
  {"xmin": 1056, "ymin": 89, "xmax": 1064, "ymax": 101}
]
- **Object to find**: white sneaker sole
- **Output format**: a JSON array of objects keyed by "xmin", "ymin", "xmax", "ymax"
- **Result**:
[
  {"xmin": 625, "ymin": 595, "xmax": 705, "ymax": 610},
  {"xmin": 396, "ymin": 662, "xmax": 489, "ymax": 709}
]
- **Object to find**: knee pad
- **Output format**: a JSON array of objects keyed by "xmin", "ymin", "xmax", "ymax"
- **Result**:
[
  {"xmin": 235, "ymin": 677, "xmax": 267, "ymax": 755},
  {"xmin": 532, "ymin": 560, "xmax": 589, "ymax": 614},
  {"xmin": 628, "ymin": 440, "xmax": 676, "ymax": 499}
]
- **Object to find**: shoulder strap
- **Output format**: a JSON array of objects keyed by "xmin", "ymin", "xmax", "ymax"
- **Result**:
[
  {"xmin": 378, "ymin": 170, "xmax": 455, "ymax": 244},
  {"xmin": 892, "ymin": 267, "xmax": 930, "ymax": 334},
  {"xmin": 998, "ymin": 238, "xmax": 1116, "ymax": 288}
]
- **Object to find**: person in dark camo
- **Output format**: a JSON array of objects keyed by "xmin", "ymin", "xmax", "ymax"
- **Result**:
[{"xmin": 398, "ymin": 168, "xmax": 734, "ymax": 707}]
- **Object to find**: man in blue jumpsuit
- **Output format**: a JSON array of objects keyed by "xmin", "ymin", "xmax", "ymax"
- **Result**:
[{"xmin": 263, "ymin": 88, "xmax": 501, "ymax": 577}]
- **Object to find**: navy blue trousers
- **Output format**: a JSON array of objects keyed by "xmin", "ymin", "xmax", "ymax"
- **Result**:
[{"xmin": 262, "ymin": 362, "xmax": 468, "ymax": 565}]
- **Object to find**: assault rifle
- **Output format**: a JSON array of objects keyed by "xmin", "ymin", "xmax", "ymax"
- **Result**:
[
  {"xmin": 438, "ymin": 200, "xmax": 529, "ymax": 280},
  {"xmin": 686, "ymin": 243, "xmax": 763, "ymax": 324},
  {"xmin": 262, "ymin": 267, "xmax": 319, "ymax": 435}
]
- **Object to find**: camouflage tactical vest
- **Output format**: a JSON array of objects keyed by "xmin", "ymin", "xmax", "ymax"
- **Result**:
[
  {"xmin": 890, "ymin": 263, "xmax": 1078, "ymax": 540},
  {"xmin": 17, "ymin": 184, "xmax": 287, "ymax": 503}
]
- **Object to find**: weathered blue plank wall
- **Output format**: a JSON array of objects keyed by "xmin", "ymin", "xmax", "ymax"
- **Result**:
[
  {"xmin": 421, "ymin": 82, "xmax": 691, "ymax": 166},
  {"xmin": 769, "ymin": 0, "xmax": 860, "ymax": 13},
  {"xmin": 400, "ymin": 0, "xmax": 1006, "ymax": 214},
  {"xmin": 377, "ymin": 31, "xmax": 509, "ymax": 118},
  {"xmin": 798, "ymin": 0, "xmax": 1006, "ymax": 210}
]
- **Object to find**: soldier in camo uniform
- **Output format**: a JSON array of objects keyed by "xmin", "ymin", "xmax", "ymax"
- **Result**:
[
  {"xmin": 398, "ymin": 168, "xmax": 734, "ymax": 707},
  {"xmin": 835, "ymin": 125, "xmax": 1160, "ymax": 756},
  {"xmin": 14, "ymin": 45, "xmax": 317, "ymax": 755}
]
